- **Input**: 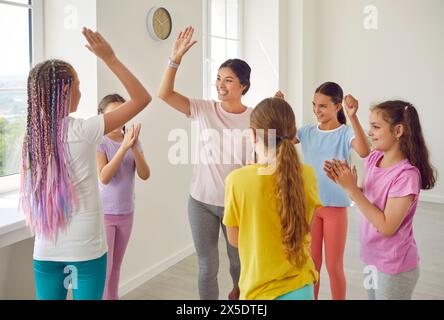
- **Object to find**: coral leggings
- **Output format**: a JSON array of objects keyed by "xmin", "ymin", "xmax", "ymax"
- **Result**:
[{"xmin": 311, "ymin": 206, "xmax": 348, "ymax": 300}]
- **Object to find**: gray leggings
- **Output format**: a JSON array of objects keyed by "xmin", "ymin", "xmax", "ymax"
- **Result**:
[
  {"xmin": 188, "ymin": 196, "xmax": 240, "ymax": 300},
  {"xmin": 366, "ymin": 266, "xmax": 420, "ymax": 300}
]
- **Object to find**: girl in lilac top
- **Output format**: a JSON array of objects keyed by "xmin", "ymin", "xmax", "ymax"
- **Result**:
[
  {"xmin": 96, "ymin": 94, "xmax": 150, "ymax": 300},
  {"xmin": 324, "ymin": 100, "xmax": 436, "ymax": 300}
]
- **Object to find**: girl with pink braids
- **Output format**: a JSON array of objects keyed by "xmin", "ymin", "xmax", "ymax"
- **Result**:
[{"xmin": 20, "ymin": 28, "xmax": 151, "ymax": 300}]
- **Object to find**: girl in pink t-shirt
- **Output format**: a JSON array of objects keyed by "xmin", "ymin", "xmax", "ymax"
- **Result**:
[{"xmin": 324, "ymin": 100, "xmax": 436, "ymax": 300}]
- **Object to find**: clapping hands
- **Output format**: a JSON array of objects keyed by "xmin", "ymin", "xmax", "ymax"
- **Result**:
[{"xmin": 323, "ymin": 159, "xmax": 358, "ymax": 193}]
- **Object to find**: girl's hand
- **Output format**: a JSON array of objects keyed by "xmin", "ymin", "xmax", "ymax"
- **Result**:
[
  {"xmin": 82, "ymin": 27, "xmax": 116, "ymax": 63},
  {"xmin": 171, "ymin": 26, "xmax": 198, "ymax": 64},
  {"xmin": 121, "ymin": 125, "xmax": 137, "ymax": 152},
  {"xmin": 274, "ymin": 91, "xmax": 285, "ymax": 100},
  {"xmin": 131, "ymin": 124, "xmax": 142, "ymax": 150},
  {"xmin": 323, "ymin": 159, "xmax": 358, "ymax": 193},
  {"xmin": 344, "ymin": 94, "xmax": 359, "ymax": 118}
]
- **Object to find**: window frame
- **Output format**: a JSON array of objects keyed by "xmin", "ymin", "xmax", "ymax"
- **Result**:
[
  {"xmin": 0, "ymin": 0, "xmax": 44, "ymax": 194},
  {"xmin": 203, "ymin": 0, "xmax": 243, "ymax": 100}
]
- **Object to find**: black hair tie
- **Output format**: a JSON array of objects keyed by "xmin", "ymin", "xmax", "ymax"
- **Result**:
[{"xmin": 277, "ymin": 136, "xmax": 290, "ymax": 143}]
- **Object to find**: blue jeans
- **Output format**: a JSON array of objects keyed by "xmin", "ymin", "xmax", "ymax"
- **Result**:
[
  {"xmin": 33, "ymin": 253, "xmax": 107, "ymax": 300},
  {"xmin": 275, "ymin": 283, "xmax": 315, "ymax": 300}
]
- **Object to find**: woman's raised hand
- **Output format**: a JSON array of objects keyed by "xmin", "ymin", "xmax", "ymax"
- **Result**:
[{"xmin": 171, "ymin": 26, "xmax": 198, "ymax": 64}]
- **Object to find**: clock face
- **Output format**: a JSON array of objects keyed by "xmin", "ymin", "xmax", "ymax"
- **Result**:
[{"xmin": 151, "ymin": 7, "xmax": 172, "ymax": 40}]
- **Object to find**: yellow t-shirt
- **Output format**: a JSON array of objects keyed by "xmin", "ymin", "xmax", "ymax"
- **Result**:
[{"xmin": 223, "ymin": 163, "xmax": 322, "ymax": 300}]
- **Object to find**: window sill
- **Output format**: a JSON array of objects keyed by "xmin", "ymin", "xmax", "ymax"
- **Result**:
[{"xmin": 0, "ymin": 192, "xmax": 33, "ymax": 249}]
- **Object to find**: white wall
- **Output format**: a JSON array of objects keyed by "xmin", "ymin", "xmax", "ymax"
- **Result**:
[
  {"xmin": 242, "ymin": 0, "xmax": 280, "ymax": 108},
  {"xmin": 307, "ymin": 0, "xmax": 444, "ymax": 201},
  {"xmin": 44, "ymin": 0, "xmax": 98, "ymax": 119},
  {"xmin": 284, "ymin": 0, "xmax": 317, "ymax": 127},
  {"xmin": 242, "ymin": 0, "xmax": 320, "ymax": 134},
  {"xmin": 0, "ymin": 239, "xmax": 35, "ymax": 299},
  {"xmin": 96, "ymin": 0, "xmax": 201, "ymax": 295}
]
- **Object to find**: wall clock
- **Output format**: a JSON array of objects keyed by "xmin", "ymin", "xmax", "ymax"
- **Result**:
[{"xmin": 147, "ymin": 7, "xmax": 172, "ymax": 41}]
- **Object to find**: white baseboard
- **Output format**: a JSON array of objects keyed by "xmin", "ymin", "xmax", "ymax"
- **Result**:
[
  {"xmin": 119, "ymin": 244, "xmax": 196, "ymax": 298},
  {"xmin": 420, "ymin": 194, "xmax": 444, "ymax": 204}
]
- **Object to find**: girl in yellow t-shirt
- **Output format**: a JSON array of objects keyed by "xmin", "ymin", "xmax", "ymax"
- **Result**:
[{"xmin": 223, "ymin": 97, "xmax": 322, "ymax": 300}]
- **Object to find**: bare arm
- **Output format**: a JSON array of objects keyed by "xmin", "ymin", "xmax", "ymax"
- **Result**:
[
  {"xmin": 158, "ymin": 27, "xmax": 198, "ymax": 116},
  {"xmin": 158, "ymin": 62, "xmax": 191, "ymax": 116},
  {"xmin": 344, "ymin": 95, "xmax": 371, "ymax": 158},
  {"xmin": 132, "ymin": 148, "xmax": 150, "ymax": 180},
  {"xmin": 97, "ymin": 149, "xmax": 126, "ymax": 185},
  {"xmin": 82, "ymin": 28, "xmax": 152, "ymax": 134},
  {"xmin": 226, "ymin": 227, "xmax": 239, "ymax": 248},
  {"xmin": 97, "ymin": 126, "xmax": 137, "ymax": 185},
  {"xmin": 309, "ymin": 210, "xmax": 317, "ymax": 228},
  {"xmin": 131, "ymin": 124, "xmax": 150, "ymax": 180},
  {"xmin": 349, "ymin": 189, "xmax": 414, "ymax": 237},
  {"xmin": 350, "ymin": 115, "xmax": 371, "ymax": 157}
]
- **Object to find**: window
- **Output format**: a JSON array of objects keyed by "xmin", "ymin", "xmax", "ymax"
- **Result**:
[
  {"xmin": 0, "ymin": 0, "xmax": 43, "ymax": 193},
  {"xmin": 204, "ymin": 0, "xmax": 242, "ymax": 100}
]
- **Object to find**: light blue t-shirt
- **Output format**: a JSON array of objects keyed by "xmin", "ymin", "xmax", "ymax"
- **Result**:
[{"xmin": 297, "ymin": 124, "xmax": 355, "ymax": 207}]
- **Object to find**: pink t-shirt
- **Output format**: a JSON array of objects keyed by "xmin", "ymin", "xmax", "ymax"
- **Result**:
[
  {"xmin": 188, "ymin": 99, "xmax": 253, "ymax": 207},
  {"xmin": 360, "ymin": 150, "xmax": 421, "ymax": 274}
]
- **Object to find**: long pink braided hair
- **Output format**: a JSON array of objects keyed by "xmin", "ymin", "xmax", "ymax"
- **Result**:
[{"xmin": 20, "ymin": 59, "xmax": 78, "ymax": 241}]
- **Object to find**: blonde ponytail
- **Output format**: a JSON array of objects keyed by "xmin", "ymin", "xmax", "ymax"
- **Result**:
[{"xmin": 251, "ymin": 98, "xmax": 309, "ymax": 267}]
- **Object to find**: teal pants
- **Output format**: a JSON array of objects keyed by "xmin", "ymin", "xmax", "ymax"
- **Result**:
[
  {"xmin": 33, "ymin": 253, "xmax": 107, "ymax": 300},
  {"xmin": 275, "ymin": 283, "xmax": 315, "ymax": 300}
]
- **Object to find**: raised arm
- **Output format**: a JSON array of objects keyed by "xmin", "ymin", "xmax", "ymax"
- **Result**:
[
  {"xmin": 158, "ymin": 26, "xmax": 198, "ymax": 116},
  {"xmin": 344, "ymin": 95, "xmax": 371, "ymax": 158},
  {"xmin": 82, "ymin": 28, "xmax": 152, "ymax": 134},
  {"xmin": 131, "ymin": 124, "xmax": 150, "ymax": 180}
]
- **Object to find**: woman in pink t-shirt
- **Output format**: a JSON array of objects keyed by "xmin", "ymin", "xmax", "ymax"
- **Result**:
[
  {"xmin": 158, "ymin": 27, "xmax": 253, "ymax": 300},
  {"xmin": 324, "ymin": 100, "xmax": 436, "ymax": 300}
]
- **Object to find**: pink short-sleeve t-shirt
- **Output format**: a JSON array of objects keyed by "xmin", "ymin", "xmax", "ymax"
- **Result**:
[
  {"xmin": 361, "ymin": 150, "xmax": 421, "ymax": 274},
  {"xmin": 188, "ymin": 99, "xmax": 253, "ymax": 207}
]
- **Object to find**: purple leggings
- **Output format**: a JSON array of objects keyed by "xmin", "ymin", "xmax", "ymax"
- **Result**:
[{"xmin": 103, "ymin": 213, "xmax": 134, "ymax": 300}]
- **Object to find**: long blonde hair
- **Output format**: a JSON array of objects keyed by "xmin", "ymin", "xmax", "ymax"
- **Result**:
[{"xmin": 250, "ymin": 98, "xmax": 309, "ymax": 268}]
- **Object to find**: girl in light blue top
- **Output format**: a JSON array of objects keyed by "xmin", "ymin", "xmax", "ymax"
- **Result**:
[{"xmin": 277, "ymin": 82, "xmax": 370, "ymax": 300}]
